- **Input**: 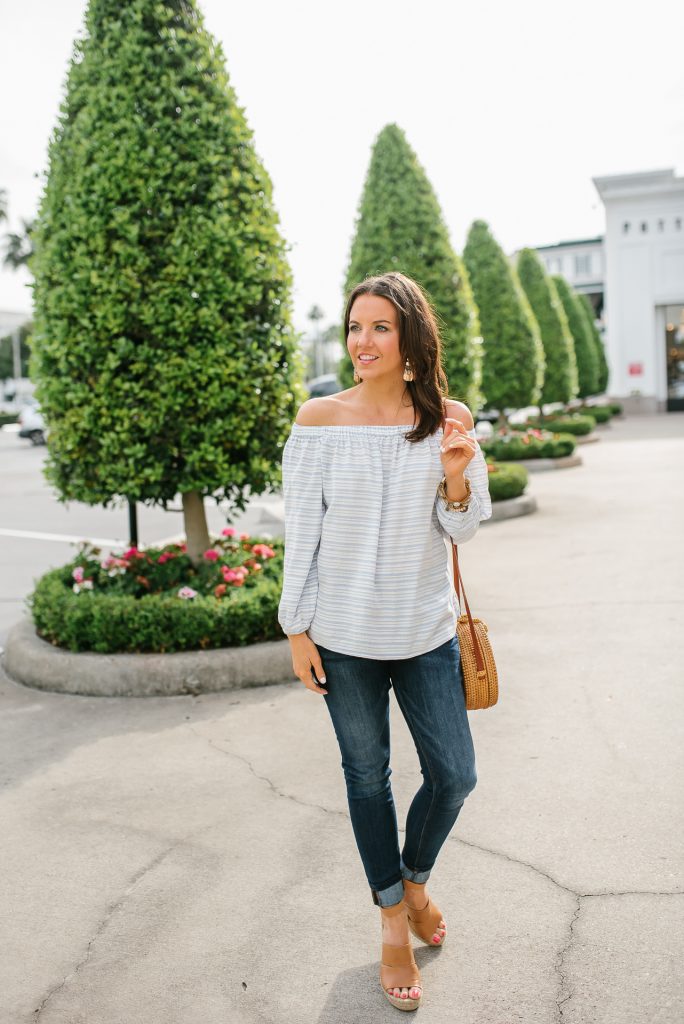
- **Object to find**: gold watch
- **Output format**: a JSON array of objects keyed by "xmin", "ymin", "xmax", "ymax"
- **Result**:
[{"xmin": 437, "ymin": 475, "xmax": 472, "ymax": 512}]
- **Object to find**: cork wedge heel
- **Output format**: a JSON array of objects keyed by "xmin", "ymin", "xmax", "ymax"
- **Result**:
[{"xmin": 379, "ymin": 898, "xmax": 423, "ymax": 1011}]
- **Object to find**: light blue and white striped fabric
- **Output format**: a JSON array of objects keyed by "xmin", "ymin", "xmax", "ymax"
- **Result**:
[{"xmin": 277, "ymin": 423, "xmax": 492, "ymax": 659}]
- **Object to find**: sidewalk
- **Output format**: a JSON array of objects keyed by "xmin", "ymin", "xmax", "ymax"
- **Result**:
[{"xmin": 1, "ymin": 412, "xmax": 682, "ymax": 1023}]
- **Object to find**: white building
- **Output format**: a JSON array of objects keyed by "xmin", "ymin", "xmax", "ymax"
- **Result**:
[
  {"xmin": 592, "ymin": 168, "xmax": 684, "ymax": 414},
  {"xmin": 523, "ymin": 168, "xmax": 684, "ymax": 415}
]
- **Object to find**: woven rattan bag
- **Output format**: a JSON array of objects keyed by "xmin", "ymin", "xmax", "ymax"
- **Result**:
[{"xmin": 450, "ymin": 541, "xmax": 498, "ymax": 709}]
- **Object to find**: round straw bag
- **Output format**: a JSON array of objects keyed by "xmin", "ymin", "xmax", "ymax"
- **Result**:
[{"xmin": 450, "ymin": 541, "xmax": 498, "ymax": 710}]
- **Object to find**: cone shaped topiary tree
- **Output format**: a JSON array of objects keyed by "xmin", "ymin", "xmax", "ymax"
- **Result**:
[
  {"xmin": 462, "ymin": 220, "xmax": 544, "ymax": 421},
  {"xmin": 29, "ymin": 0, "xmax": 303, "ymax": 563},
  {"xmin": 551, "ymin": 275, "xmax": 600, "ymax": 399},
  {"xmin": 577, "ymin": 294, "xmax": 609, "ymax": 393},
  {"xmin": 517, "ymin": 247, "xmax": 578, "ymax": 414},
  {"xmin": 341, "ymin": 123, "xmax": 483, "ymax": 412}
]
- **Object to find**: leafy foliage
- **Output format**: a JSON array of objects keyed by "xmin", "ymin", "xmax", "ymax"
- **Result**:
[
  {"xmin": 551, "ymin": 275, "xmax": 600, "ymax": 398},
  {"xmin": 341, "ymin": 124, "xmax": 483, "ymax": 411},
  {"xmin": 517, "ymin": 249, "xmax": 577, "ymax": 404},
  {"xmin": 463, "ymin": 220, "xmax": 544, "ymax": 414},
  {"xmin": 576, "ymin": 294, "xmax": 609, "ymax": 393},
  {"xmin": 28, "ymin": 531, "xmax": 286, "ymax": 653},
  {"xmin": 29, "ymin": 0, "xmax": 304, "ymax": 521}
]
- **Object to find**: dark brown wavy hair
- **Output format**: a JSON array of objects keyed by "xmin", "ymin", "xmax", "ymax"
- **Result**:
[{"xmin": 343, "ymin": 271, "xmax": 451, "ymax": 443}]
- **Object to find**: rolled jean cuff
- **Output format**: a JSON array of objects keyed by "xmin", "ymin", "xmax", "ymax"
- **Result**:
[
  {"xmin": 400, "ymin": 855, "xmax": 432, "ymax": 885},
  {"xmin": 371, "ymin": 878, "xmax": 406, "ymax": 908}
]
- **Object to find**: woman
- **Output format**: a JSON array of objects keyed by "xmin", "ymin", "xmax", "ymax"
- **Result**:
[{"xmin": 277, "ymin": 271, "xmax": 492, "ymax": 1011}]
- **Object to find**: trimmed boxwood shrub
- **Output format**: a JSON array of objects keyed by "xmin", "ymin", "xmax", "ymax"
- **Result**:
[
  {"xmin": 28, "ymin": 531, "xmax": 287, "ymax": 653},
  {"xmin": 0, "ymin": 412, "xmax": 19, "ymax": 426},
  {"xmin": 482, "ymin": 431, "xmax": 576, "ymax": 461},
  {"xmin": 341, "ymin": 123, "xmax": 484, "ymax": 413},
  {"xmin": 572, "ymin": 403, "xmax": 613, "ymax": 423},
  {"xmin": 485, "ymin": 461, "xmax": 528, "ymax": 500},
  {"xmin": 510, "ymin": 414, "xmax": 596, "ymax": 436}
]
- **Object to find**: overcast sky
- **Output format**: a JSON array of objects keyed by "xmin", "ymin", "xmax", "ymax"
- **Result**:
[{"xmin": 1, "ymin": 0, "xmax": 683, "ymax": 334}]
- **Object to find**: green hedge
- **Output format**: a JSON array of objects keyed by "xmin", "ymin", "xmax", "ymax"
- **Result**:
[
  {"xmin": 510, "ymin": 414, "xmax": 596, "ymax": 436},
  {"xmin": 482, "ymin": 432, "xmax": 576, "ymax": 460},
  {"xmin": 29, "ymin": 534, "xmax": 287, "ymax": 653},
  {"xmin": 0, "ymin": 412, "xmax": 19, "ymax": 426},
  {"xmin": 30, "ymin": 568, "xmax": 285, "ymax": 654},
  {"xmin": 572, "ymin": 403, "xmax": 613, "ymax": 423},
  {"xmin": 486, "ymin": 461, "xmax": 528, "ymax": 500}
]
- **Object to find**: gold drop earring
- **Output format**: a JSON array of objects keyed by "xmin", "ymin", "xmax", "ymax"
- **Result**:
[
  {"xmin": 403, "ymin": 359, "xmax": 415, "ymax": 382},
  {"xmin": 353, "ymin": 364, "xmax": 362, "ymax": 384}
]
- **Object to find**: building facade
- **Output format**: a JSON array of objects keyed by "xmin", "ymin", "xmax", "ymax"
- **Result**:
[{"xmin": 592, "ymin": 168, "xmax": 684, "ymax": 413}]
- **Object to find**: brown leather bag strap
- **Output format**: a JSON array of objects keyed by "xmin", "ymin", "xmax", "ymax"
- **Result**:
[{"xmin": 451, "ymin": 542, "xmax": 486, "ymax": 675}]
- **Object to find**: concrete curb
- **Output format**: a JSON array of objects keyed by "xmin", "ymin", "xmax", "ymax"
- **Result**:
[
  {"xmin": 2, "ymin": 617, "xmax": 295, "ymax": 698},
  {"xmin": 490, "ymin": 492, "xmax": 538, "ymax": 520}
]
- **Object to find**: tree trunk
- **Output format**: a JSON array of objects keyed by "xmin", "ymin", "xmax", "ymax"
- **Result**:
[{"xmin": 182, "ymin": 490, "xmax": 211, "ymax": 565}]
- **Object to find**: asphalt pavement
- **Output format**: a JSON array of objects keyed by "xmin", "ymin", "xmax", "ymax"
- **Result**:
[{"xmin": 1, "ymin": 411, "xmax": 683, "ymax": 1023}]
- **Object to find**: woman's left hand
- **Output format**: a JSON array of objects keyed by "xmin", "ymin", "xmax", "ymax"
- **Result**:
[{"xmin": 439, "ymin": 418, "xmax": 478, "ymax": 476}]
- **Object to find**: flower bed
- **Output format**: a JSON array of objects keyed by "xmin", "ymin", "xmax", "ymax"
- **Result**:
[
  {"xmin": 481, "ymin": 428, "xmax": 576, "ymax": 461},
  {"xmin": 29, "ymin": 528, "xmax": 285, "ymax": 654},
  {"xmin": 509, "ymin": 414, "xmax": 596, "ymax": 436}
]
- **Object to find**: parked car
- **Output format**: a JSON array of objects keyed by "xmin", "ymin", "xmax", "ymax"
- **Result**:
[
  {"xmin": 306, "ymin": 373, "xmax": 341, "ymax": 398},
  {"xmin": 17, "ymin": 403, "xmax": 47, "ymax": 445}
]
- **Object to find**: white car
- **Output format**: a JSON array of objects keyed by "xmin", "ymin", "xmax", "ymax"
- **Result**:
[{"xmin": 17, "ymin": 403, "xmax": 47, "ymax": 445}]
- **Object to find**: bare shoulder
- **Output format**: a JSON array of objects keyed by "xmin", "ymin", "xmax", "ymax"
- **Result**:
[
  {"xmin": 443, "ymin": 398, "xmax": 475, "ymax": 431},
  {"xmin": 294, "ymin": 396, "xmax": 342, "ymax": 426}
]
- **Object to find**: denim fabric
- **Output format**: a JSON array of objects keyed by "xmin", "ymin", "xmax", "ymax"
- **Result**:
[{"xmin": 315, "ymin": 634, "xmax": 477, "ymax": 907}]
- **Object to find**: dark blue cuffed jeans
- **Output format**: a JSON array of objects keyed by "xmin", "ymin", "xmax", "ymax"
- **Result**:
[{"xmin": 315, "ymin": 634, "xmax": 477, "ymax": 908}]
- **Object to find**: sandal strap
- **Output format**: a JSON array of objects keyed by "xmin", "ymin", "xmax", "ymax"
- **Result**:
[
  {"xmin": 407, "ymin": 896, "xmax": 443, "ymax": 934},
  {"xmin": 380, "ymin": 942, "xmax": 421, "ymax": 990}
]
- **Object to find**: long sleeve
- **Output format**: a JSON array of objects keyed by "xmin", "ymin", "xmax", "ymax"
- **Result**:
[
  {"xmin": 277, "ymin": 432, "xmax": 326, "ymax": 636},
  {"xmin": 435, "ymin": 427, "xmax": 493, "ymax": 543}
]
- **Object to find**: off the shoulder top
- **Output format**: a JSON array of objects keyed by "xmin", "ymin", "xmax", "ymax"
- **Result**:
[{"xmin": 277, "ymin": 422, "xmax": 492, "ymax": 659}]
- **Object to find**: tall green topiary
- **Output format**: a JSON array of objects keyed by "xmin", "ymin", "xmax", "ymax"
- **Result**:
[
  {"xmin": 463, "ymin": 220, "xmax": 544, "ymax": 419},
  {"xmin": 517, "ymin": 248, "xmax": 577, "ymax": 411},
  {"xmin": 577, "ymin": 294, "xmax": 610, "ymax": 393},
  {"xmin": 29, "ymin": 0, "xmax": 304, "ymax": 563},
  {"xmin": 342, "ymin": 124, "xmax": 483, "ymax": 413},
  {"xmin": 551, "ymin": 275, "xmax": 600, "ymax": 399}
]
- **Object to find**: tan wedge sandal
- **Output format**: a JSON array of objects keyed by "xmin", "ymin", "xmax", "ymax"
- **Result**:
[
  {"xmin": 379, "ymin": 898, "xmax": 423, "ymax": 1011},
  {"xmin": 405, "ymin": 892, "xmax": 447, "ymax": 947}
]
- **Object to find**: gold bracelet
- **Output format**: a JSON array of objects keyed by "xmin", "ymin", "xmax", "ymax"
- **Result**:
[{"xmin": 437, "ymin": 475, "xmax": 472, "ymax": 512}]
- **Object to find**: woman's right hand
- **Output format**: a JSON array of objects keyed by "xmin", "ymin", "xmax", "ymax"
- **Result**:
[{"xmin": 287, "ymin": 633, "xmax": 328, "ymax": 695}]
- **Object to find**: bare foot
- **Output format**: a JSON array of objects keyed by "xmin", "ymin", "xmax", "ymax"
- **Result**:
[
  {"xmin": 380, "ymin": 902, "xmax": 422, "ymax": 1002},
  {"xmin": 402, "ymin": 879, "xmax": 447, "ymax": 945}
]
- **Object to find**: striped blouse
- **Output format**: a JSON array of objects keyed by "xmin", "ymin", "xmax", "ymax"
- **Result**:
[{"xmin": 277, "ymin": 422, "xmax": 492, "ymax": 659}]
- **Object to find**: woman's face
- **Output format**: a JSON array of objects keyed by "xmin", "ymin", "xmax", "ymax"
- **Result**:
[{"xmin": 347, "ymin": 293, "xmax": 403, "ymax": 379}]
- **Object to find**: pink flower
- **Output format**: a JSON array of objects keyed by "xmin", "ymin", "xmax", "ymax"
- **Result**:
[
  {"xmin": 221, "ymin": 527, "xmax": 237, "ymax": 537},
  {"xmin": 72, "ymin": 566, "xmax": 85, "ymax": 583},
  {"xmin": 203, "ymin": 548, "xmax": 220, "ymax": 561},
  {"xmin": 222, "ymin": 567, "xmax": 239, "ymax": 582},
  {"xmin": 178, "ymin": 586, "xmax": 198, "ymax": 599},
  {"xmin": 123, "ymin": 546, "xmax": 140, "ymax": 559},
  {"xmin": 157, "ymin": 552, "xmax": 172, "ymax": 564},
  {"xmin": 239, "ymin": 532, "xmax": 250, "ymax": 541},
  {"xmin": 252, "ymin": 543, "xmax": 276, "ymax": 559}
]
